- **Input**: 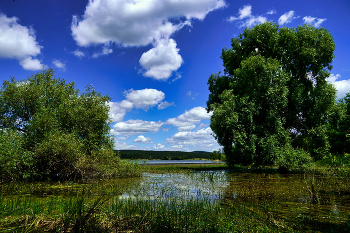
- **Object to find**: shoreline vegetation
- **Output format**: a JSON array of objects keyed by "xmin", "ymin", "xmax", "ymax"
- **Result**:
[{"xmin": 1, "ymin": 163, "xmax": 349, "ymax": 232}]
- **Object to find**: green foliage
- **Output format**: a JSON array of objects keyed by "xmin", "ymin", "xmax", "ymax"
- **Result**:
[
  {"xmin": 327, "ymin": 93, "xmax": 350, "ymax": 155},
  {"xmin": 32, "ymin": 131, "xmax": 85, "ymax": 180},
  {"xmin": 208, "ymin": 22, "xmax": 336, "ymax": 168},
  {"xmin": 0, "ymin": 69, "xmax": 135, "ymax": 181},
  {"xmin": 210, "ymin": 150, "xmax": 226, "ymax": 161},
  {"xmin": 0, "ymin": 129, "xmax": 34, "ymax": 181},
  {"xmin": 273, "ymin": 143, "xmax": 313, "ymax": 171}
]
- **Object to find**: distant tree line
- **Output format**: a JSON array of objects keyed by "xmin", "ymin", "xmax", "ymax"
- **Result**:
[{"xmin": 117, "ymin": 150, "xmax": 211, "ymax": 160}]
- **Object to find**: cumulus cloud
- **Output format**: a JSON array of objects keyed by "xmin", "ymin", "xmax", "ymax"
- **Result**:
[
  {"xmin": 108, "ymin": 88, "xmax": 169, "ymax": 122},
  {"xmin": 327, "ymin": 74, "xmax": 350, "ymax": 99},
  {"xmin": 134, "ymin": 135, "xmax": 152, "ymax": 143},
  {"xmin": 278, "ymin": 11, "xmax": 299, "ymax": 25},
  {"xmin": 71, "ymin": 0, "xmax": 226, "ymax": 47},
  {"xmin": 178, "ymin": 125, "xmax": 196, "ymax": 132},
  {"xmin": 108, "ymin": 100, "xmax": 134, "ymax": 122},
  {"xmin": 227, "ymin": 5, "xmax": 266, "ymax": 28},
  {"xmin": 71, "ymin": 0, "xmax": 226, "ymax": 80},
  {"xmin": 111, "ymin": 119, "xmax": 163, "ymax": 136},
  {"xmin": 153, "ymin": 143, "xmax": 165, "ymax": 150},
  {"xmin": 0, "ymin": 13, "xmax": 44, "ymax": 70},
  {"xmin": 125, "ymin": 88, "xmax": 165, "ymax": 110},
  {"xmin": 73, "ymin": 50, "xmax": 85, "ymax": 58},
  {"xmin": 140, "ymin": 39, "xmax": 183, "ymax": 80},
  {"xmin": 266, "ymin": 9, "xmax": 277, "ymax": 15},
  {"xmin": 165, "ymin": 127, "xmax": 219, "ymax": 151},
  {"xmin": 114, "ymin": 139, "xmax": 138, "ymax": 150},
  {"xmin": 303, "ymin": 16, "xmax": 326, "ymax": 28},
  {"xmin": 52, "ymin": 59, "xmax": 66, "ymax": 71},
  {"xmin": 158, "ymin": 101, "xmax": 175, "ymax": 110},
  {"xmin": 165, "ymin": 106, "xmax": 212, "ymax": 130},
  {"xmin": 19, "ymin": 57, "xmax": 44, "ymax": 71}
]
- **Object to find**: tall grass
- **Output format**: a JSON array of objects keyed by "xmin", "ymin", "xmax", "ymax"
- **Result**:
[{"xmin": 0, "ymin": 194, "xmax": 281, "ymax": 232}]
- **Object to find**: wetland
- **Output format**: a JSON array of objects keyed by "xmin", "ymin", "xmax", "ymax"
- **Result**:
[{"xmin": 1, "ymin": 164, "xmax": 349, "ymax": 232}]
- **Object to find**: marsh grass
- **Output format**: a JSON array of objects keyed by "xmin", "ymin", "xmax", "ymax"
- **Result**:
[{"xmin": 0, "ymin": 165, "xmax": 349, "ymax": 232}]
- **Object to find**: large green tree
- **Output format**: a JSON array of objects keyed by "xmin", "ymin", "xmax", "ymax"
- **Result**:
[
  {"xmin": 0, "ymin": 69, "xmax": 115, "ymax": 180},
  {"xmin": 208, "ymin": 22, "xmax": 336, "ymax": 167}
]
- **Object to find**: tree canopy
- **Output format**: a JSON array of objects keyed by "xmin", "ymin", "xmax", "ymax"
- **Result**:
[
  {"xmin": 0, "ymin": 69, "xmax": 133, "ymax": 181},
  {"xmin": 207, "ymin": 22, "xmax": 337, "ymax": 168}
]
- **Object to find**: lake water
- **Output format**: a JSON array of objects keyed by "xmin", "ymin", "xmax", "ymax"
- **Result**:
[{"xmin": 117, "ymin": 169, "xmax": 350, "ymax": 226}]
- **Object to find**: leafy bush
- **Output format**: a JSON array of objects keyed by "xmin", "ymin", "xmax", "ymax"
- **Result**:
[
  {"xmin": 33, "ymin": 131, "xmax": 85, "ymax": 180},
  {"xmin": 0, "ymin": 130, "xmax": 34, "ymax": 181},
  {"xmin": 274, "ymin": 143, "xmax": 313, "ymax": 171}
]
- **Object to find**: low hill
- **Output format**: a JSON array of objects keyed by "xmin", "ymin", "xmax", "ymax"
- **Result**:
[{"xmin": 116, "ymin": 150, "xmax": 211, "ymax": 160}]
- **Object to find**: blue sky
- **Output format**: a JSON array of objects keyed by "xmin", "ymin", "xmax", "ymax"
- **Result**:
[{"xmin": 1, "ymin": 0, "xmax": 349, "ymax": 152}]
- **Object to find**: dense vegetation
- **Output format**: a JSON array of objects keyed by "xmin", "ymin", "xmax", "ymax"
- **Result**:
[
  {"xmin": 117, "ymin": 150, "xmax": 211, "ymax": 160},
  {"xmin": 207, "ymin": 22, "xmax": 350, "ymax": 170},
  {"xmin": 0, "ymin": 69, "xmax": 139, "ymax": 182}
]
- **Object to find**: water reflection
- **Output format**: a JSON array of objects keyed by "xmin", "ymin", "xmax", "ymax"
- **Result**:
[
  {"xmin": 118, "ymin": 170, "xmax": 349, "ymax": 225},
  {"xmin": 120, "ymin": 171, "xmax": 228, "ymax": 202}
]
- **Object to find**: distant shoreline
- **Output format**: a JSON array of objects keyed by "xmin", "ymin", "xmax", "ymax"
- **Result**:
[{"xmin": 139, "ymin": 160, "xmax": 225, "ymax": 165}]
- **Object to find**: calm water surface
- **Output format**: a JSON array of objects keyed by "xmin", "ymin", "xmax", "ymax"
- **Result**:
[
  {"xmin": 119, "ymin": 170, "xmax": 350, "ymax": 224},
  {"xmin": 1, "ymin": 169, "xmax": 349, "ymax": 225}
]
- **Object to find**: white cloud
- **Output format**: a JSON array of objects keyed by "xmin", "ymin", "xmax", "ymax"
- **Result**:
[
  {"xmin": 153, "ymin": 143, "xmax": 165, "ymax": 150},
  {"xmin": 303, "ymin": 16, "xmax": 326, "ymax": 28},
  {"xmin": 227, "ymin": 5, "xmax": 252, "ymax": 21},
  {"xmin": 278, "ymin": 11, "xmax": 299, "ymax": 25},
  {"xmin": 73, "ymin": 49, "xmax": 85, "ymax": 58},
  {"xmin": 134, "ymin": 135, "xmax": 152, "ymax": 143},
  {"xmin": 92, "ymin": 44, "xmax": 113, "ymax": 58},
  {"xmin": 158, "ymin": 101, "xmax": 175, "ymax": 110},
  {"xmin": 178, "ymin": 125, "xmax": 196, "ymax": 132},
  {"xmin": 71, "ymin": 0, "xmax": 226, "ymax": 47},
  {"xmin": 108, "ymin": 100, "xmax": 134, "ymax": 122},
  {"xmin": 125, "ymin": 88, "xmax": 165, "ymax": 110},
  {"xmin": 114, "ymin": 139, "xmax": 138, "ymax": 150},
  {"xmin": 19, "ymin": 57, "xmax": 44, "ymax": 71},
  {"xmin": 227, "ymin": 5, "xmax": 267, "ymax": 28},
  {"xmin": 140, "ymin": 38, "xmax": 183, "ymax": 80},
  {"xmin": 52, "ymin": 59, "xmax": 66, "ymax": 71},
  {"xmin": 186, "ymin": 91, "xmax": 198, "ymax": 100},
  {"xmin": 0, "ymin": 13, "xmax": 44, "ymax": 70},
  {"xmin": 171, "ymin": 72, "xmax": 182, "ymax": 82},
  {"xmin": 111, "ymin": 119, "xmax": 163, "ymax": 136},
  {"xmin": 108, "ymin": 88, "xmax": 168, "ymax": 122},
  {"xmin": 165, "ymin": 106, "xmax": 212, "ymax": 130},
  {"xmin": 266, "ymin": 9, "xmax": 277, "ymax": 15},
  {"xmin": 327, "ymin": 74, "xmax": 350, "ymax": 99},
  {"xmin": 162, "ymin": 128, "xmax": 170, "ymax": 132},
  {"xmin": 71, "ymin": 0, "xmax": 226, "ymax": 80},
  {"xmin": 165, "ymin": 127, "xmax": 219, "ymax": 151}
]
